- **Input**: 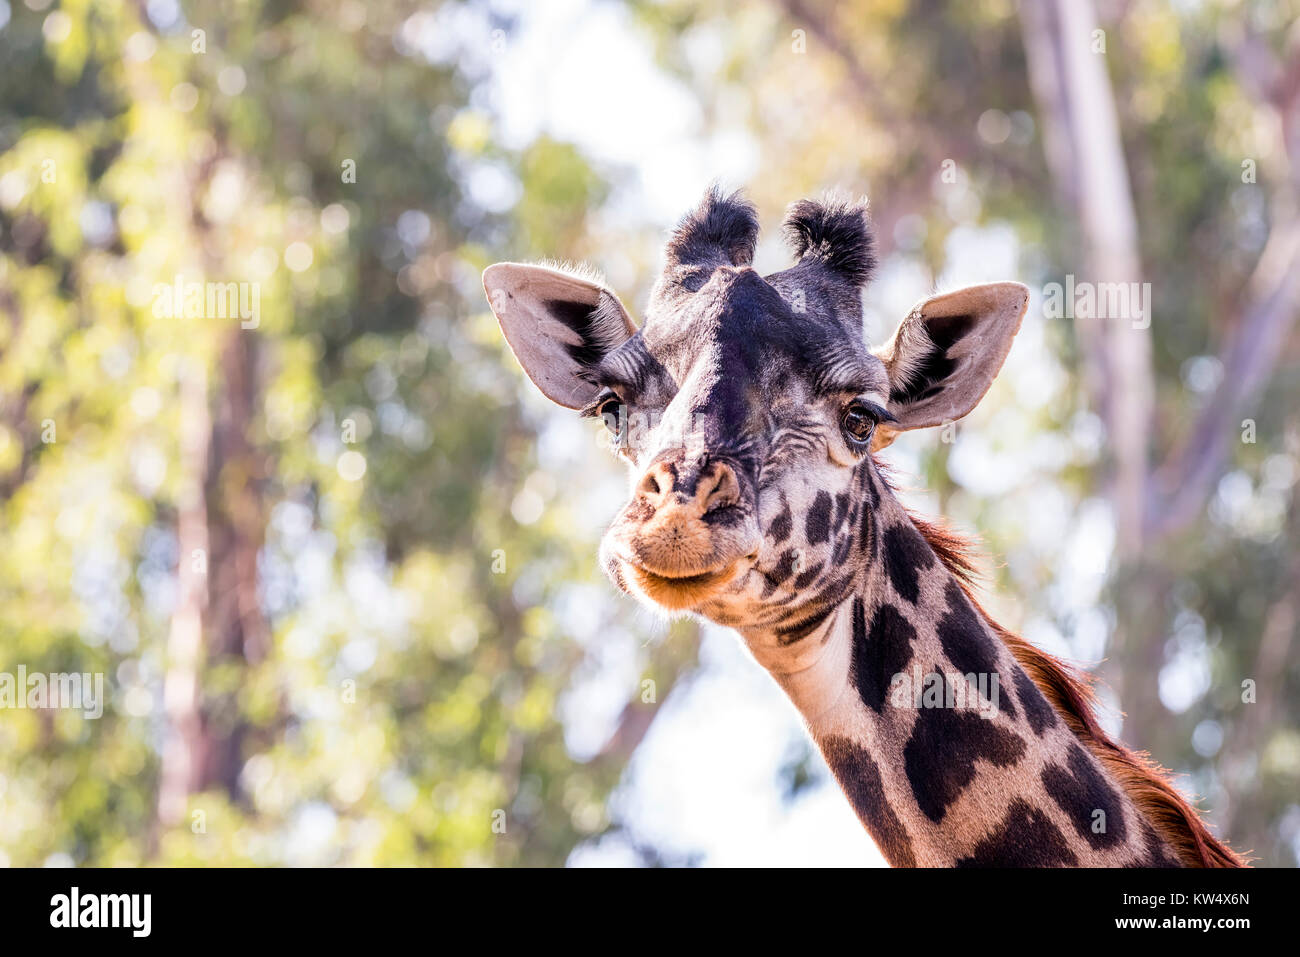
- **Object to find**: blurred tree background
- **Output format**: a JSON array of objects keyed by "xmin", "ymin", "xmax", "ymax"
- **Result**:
[{"xmin": 0, "ymin": 0, "xmax": 1296, "ymax": 867}]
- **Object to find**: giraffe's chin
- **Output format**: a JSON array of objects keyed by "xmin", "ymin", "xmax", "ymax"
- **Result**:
[{"xmin": 622, "ymin": 560, "xmax": 745, "ymax": 611}]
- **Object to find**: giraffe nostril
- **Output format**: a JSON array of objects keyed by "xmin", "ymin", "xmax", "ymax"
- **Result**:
[
  {"xmin": 701, "ymin": 462, "xmax": 740, "ymax": 512},
  {"xmin": 639, "ymin": 470, "xmax": 663, "ymax": 499}
]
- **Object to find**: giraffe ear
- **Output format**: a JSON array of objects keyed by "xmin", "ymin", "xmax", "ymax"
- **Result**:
[
  {"xmin": 870, "ymin": 282, "xmax": 1029, "ymax": 451},
  {"xmin": 483, "ymin": 262, "xmax": 637, "ymax": 409}
]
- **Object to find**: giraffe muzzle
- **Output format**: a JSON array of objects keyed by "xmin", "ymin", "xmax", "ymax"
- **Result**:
[{"xmin": 603, "ymin": 455, "xmax": 762, "ymax": 609}]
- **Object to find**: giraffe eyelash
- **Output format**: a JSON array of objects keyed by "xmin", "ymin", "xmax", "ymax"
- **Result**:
[
  {"xmin": 579, "ymin": 389, "xmax": 623, "ymax": 419},
  {"xmin": 859, "ymin": 400, "xmax": 897, "ymax": 424}
]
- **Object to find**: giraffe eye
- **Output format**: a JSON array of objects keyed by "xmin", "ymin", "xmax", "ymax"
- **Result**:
[
  {"xmin": 841, "ymin": 402, "xmax": 877, "ymax": 446},
  {"xmin": 596, "ymin": 392, "xmax": 624, "ymax": 437}
]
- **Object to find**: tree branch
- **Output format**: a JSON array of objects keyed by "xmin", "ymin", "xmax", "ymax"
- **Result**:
[{"xmin": 1149, "ymin": 212, "xmax": 1300, "ymax": 537}]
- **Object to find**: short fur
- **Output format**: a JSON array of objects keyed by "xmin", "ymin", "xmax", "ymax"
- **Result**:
[
  {"xmin": 664, "ymin": 184, "xmax": 759, "ymax": 270},
  {"xmin": 782, "ymin": 194, "xmax": 877, "ymax": 287},
  {"xmin": 904, "ymin": 500, "xmax": 1246, "ymax": 868}
]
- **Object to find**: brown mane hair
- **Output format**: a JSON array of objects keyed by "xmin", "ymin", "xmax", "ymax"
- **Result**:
[{"xmin": 905, "ymin": 508, "xmax": 1247, "ymax": 868}]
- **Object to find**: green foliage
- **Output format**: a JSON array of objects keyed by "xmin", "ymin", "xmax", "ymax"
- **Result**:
[
  {"xmin": 1, "ymin": 0, "xmax": 1295, "ymax": 868},
  {"xmin": 0, "ymin": 0, "xmax": 677, "ymax": 867}
]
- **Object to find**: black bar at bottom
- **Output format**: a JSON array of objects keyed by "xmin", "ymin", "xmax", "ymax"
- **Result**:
[{"xmin": 0, "ymin": 864, "xmax": 1279, "ymax": 943}]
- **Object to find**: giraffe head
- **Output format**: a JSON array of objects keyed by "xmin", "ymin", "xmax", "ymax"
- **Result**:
[{"xmin": 484, "ymin": 188, "xmax": 1027, "ymax": 629}]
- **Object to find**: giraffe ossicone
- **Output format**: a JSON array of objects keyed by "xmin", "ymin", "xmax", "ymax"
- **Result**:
[{"xmin": 484, "ymin": 186, "xmax": 1243, "ymax": 868}]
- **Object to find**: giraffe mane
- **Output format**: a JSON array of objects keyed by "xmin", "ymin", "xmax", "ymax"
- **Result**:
[{"xmin": 885, "ymin": 471, "xmax": 1248, "ymax": 868}]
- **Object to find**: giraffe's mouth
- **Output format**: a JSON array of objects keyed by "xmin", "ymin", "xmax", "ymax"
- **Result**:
[
  {"xmin": 601, "ymin": 501, "xmax": 762, "ymax": 611},
  {"xmin": 623, "ymin": 560, "xmax": 746, "ymax": 610}
]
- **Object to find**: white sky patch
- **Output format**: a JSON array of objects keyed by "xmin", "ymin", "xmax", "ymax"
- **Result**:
[
  {"xmin": 575, "ymin": 624, "xmax": 884, "ymax": 867},
  {"xmin": 488, "ymin": 0, "xmax": 754, "ymax": 222}
]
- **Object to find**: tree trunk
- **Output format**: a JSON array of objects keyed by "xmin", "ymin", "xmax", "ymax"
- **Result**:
[
  {"xmin": 1019, "ymin": 0, "xmax": 1162, "ymax": 746},
  {"xmin": 1019, "ymin": 0, "xmax": 1153, "ymax": 557},
  {"xmin": 155, "ymin": 329, "xmax": 267, "ymax": 837},
  {"xmin": 201, "ymin": 330, "xmax": 270, "ymax": 791},
  {"xmin": 156, "ymin": 361, "xmax": 211, "ymax": 831}
]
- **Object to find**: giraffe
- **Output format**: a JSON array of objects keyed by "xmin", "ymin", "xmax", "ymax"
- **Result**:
[{"xmin": 483, "ymin": 187, "xmax": 1244, "ymax": 867}]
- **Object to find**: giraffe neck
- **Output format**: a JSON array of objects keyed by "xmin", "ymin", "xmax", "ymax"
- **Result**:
[{"xmin": 737, "ymin": 484, "xmax": 1180, "ymax": 867}]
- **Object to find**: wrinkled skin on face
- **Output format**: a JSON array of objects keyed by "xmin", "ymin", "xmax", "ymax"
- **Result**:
[{"xmin": 484, "ymin": 187, "xmax": 1026, "ymax": 633}]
